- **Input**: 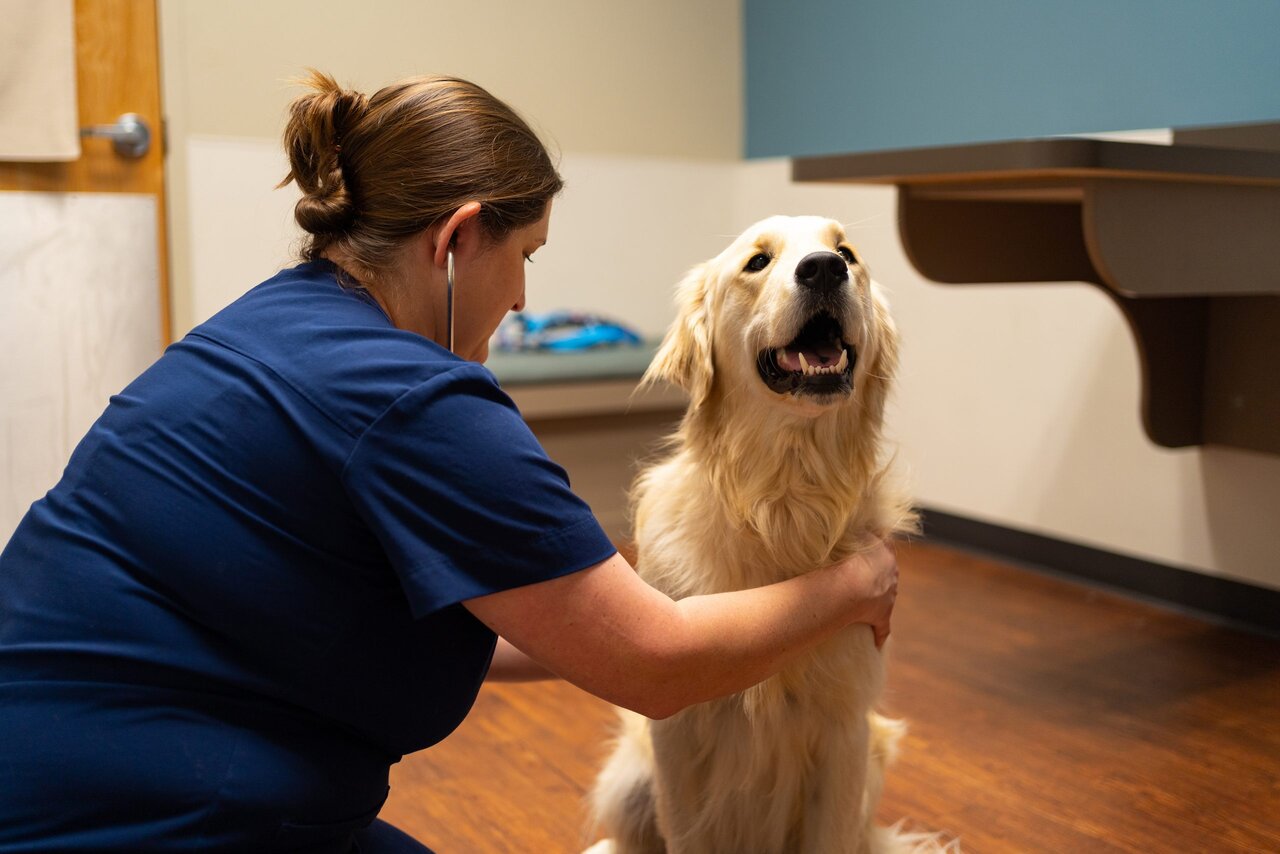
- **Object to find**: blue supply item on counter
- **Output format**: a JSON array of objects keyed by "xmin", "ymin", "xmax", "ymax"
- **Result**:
[{"xmin": 494, "ymin": 311, "xmax": 644, "ymax": 352}]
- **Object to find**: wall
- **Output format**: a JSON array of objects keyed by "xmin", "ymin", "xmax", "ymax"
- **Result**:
[
  {"xmin": 744, "ymin": 0, "xmax": 1280, "ymax": 157},
  {"xmin": 158, "ymin": 1, "xmax": 1280, "ymax": 593}
]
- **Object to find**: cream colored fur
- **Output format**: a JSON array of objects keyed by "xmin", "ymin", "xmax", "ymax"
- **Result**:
[{"xmin": 586, "ymin": 217, "xmax": 954, "ymax": 853}]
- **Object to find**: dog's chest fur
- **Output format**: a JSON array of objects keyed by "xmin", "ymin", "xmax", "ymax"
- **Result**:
[{"xmin": 635, "ymin": 448, "xmax": 889, "ymax": 717}]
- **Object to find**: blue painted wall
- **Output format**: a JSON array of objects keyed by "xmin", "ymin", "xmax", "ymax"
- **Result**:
[{"xmin": 745, "ymin": 0, "xmax": 1280, "ymax": 158}]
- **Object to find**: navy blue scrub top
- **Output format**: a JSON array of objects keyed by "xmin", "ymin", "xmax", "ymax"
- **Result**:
[{"xmin": 0, "ymin": 260, "xmax": 617, "ymax": 851}]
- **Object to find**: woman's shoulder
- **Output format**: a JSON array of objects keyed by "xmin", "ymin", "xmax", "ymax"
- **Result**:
[
  {"xmin": 179, "ymin": 261, "xmax": 489, "ymax": 436},
  {"xmin": 193, "ymin": 261, "xmax": 404, "ymax": 348}
]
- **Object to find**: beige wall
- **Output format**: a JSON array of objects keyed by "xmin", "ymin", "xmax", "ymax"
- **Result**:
[
  {"xmin": 162, "ymin": 0, "xmax": 741, "ymax": 151},
  {"xmin": 157, "ymin": 1, "xmax": 1280, "ymax": 592}
]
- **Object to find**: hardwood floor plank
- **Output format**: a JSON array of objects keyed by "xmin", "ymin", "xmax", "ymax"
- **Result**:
[{"xmin": 380, "ymin": 541, "xmax": 1280, "ymax": 853}]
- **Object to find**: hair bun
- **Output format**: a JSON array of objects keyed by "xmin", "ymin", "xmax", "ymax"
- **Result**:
[{"xmin": 279, "ymin": 70, "xmax": 369, "ymax": 238}]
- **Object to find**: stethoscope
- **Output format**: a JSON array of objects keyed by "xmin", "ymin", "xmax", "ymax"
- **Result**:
[{"xmin": 446, "ymin": 248, "xmax": 456, "ymax": 353}]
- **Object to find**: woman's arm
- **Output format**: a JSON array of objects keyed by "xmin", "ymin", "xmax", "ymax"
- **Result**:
[{"xmin": 463, "ymin": 543, "xmax": 897, "ymax": 719}]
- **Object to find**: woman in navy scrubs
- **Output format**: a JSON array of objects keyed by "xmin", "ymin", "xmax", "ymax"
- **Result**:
[{"xmin": 0, "ymin": 71, "xmax": 899, "ymax": 853}]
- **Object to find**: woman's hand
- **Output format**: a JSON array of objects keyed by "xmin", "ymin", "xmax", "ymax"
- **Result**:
[{"xmin": 834, "ymin": 540, "xmax": 899, "ymax": 648}]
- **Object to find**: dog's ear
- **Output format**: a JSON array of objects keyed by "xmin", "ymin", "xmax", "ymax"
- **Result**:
[
  {"xmin": 643, "ymin": 263, "xmax": 714, "ymax": 407},
  {"xmin": 860, "ymin": 284, "xmax": 901, "ymax": 421}
]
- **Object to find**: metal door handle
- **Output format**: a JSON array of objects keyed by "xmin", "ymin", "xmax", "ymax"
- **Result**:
[{"xmin": 80, "ymin": 113, "xmax": 151, "ymax": 159}]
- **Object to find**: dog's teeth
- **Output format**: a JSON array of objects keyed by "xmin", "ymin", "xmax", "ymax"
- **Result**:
[
  {"xmin": 797, "ymin": 352, "xmax": 810, "ymax": 373},
  {"xmin": 836, "ymin": 349, "xmax": 849, "ymax": 372},
  {"xmin": 777, "ymin": 348, "xmax": 788, "ymax": 365}
]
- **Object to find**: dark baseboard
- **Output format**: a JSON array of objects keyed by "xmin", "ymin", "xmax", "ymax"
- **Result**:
[{"xmin": 918, "ymin": 506, "xmax": 1280, "ymax": 639}]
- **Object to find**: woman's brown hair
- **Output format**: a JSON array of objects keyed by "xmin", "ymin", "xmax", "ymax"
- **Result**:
[{"xmin": 280, "ymin": 70, "xmax": 562, "ymax": 279}]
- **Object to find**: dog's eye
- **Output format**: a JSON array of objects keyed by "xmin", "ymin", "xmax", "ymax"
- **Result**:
[
  {"xmin": 837, "ymin": 246, "xmax": 857, "ymax": 265},
  {"xmin": 744, "ymin": 253, "xmax": 772, "ymax": 273}
]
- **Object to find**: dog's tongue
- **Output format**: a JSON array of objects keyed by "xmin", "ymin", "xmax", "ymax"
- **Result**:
[{"xmin": 779, "ymin": 343, "xmax": 844, "ymax": 371}]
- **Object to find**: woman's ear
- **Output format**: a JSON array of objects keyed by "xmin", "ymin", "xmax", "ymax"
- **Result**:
[
  {"xmin": 432, "ymin": 201, "xmax": 484, "ymax": 267},
  {"xmin": 644, "ymin": 263, "xmax": 714, "ymax": 408}
]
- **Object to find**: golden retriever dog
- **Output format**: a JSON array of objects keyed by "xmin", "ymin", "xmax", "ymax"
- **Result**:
[{"xmin": 584, "ymin": 216, "xmax": 950, "ymax": 854}]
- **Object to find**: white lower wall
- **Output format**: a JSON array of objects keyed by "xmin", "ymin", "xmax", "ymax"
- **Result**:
[{"xmin": 175, "ymin": 140, "xmax": 1280, "ymax": 591}]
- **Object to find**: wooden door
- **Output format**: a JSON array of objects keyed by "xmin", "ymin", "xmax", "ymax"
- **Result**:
[{"xmin": 0, "ymin": 0, "xmax": 167, "ymax": 543}]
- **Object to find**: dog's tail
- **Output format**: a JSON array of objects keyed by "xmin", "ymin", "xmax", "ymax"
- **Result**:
[
  {"xmin": 866, "ymin": 712, "xmax": 962, "ymax": 854},
  {"xmin": 585, "ymin": 710, "xmax": 666, "ymax": 854}
]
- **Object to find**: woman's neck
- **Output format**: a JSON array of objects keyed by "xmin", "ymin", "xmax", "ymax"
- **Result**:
[{"xmin": 322, "ymin": 246, "xmax": 448, "ymax": 347}]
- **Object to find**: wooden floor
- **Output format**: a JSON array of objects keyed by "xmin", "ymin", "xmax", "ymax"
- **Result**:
[{"xmin": 380, "ymin": 540, "xmax": 1280, "ymax": 853}]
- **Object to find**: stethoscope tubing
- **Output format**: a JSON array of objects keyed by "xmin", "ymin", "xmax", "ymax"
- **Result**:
[{"xmin": 446, "ymin": 249, "xmax": 456, "ymax": 354}]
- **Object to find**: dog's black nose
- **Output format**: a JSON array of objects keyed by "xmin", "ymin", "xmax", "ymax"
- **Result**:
[{"xmin": 794, "ymin": 251, "xmax": 849, "ymax": 293}]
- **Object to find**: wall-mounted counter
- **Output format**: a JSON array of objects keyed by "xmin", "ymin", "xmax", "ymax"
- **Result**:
[{"xmin": 794, "ymin": 137, "xmax": 1280, "ymax": 455}]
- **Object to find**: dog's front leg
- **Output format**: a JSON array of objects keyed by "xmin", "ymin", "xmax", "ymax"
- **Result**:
[
  {"xmin": 799, "ymin": 713, "xmax": 872, "ymax": 854},
  {"xmin": 649, "ymin": 703, "xmax": 768, "ymax": 854}
]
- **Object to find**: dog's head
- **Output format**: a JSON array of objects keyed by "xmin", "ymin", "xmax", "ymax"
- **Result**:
[{"xmin": 647, "ymin": 215, "xmax": 899, "ymax": 421}]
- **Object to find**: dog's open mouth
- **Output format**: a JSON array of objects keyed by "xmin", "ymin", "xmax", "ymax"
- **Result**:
[{"xmin": 756, "ymin": 312, "xmax": 856, "ymax": 397}]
